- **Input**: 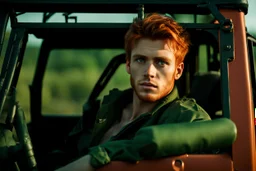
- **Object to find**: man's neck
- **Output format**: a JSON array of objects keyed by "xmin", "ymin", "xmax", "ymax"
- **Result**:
[{"xmin": 130, "ymin": 91, "xmax": 158, "ymax": 120}]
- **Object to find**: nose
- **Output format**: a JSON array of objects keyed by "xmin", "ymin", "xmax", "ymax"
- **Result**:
[{"xmin": 144, "ymin": 63, "xmax": 156, "ymax": 78}]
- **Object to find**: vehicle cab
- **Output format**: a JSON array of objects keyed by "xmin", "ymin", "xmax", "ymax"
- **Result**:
[{"xmin": 0, "ymin": 0, "xmax": 255, "ymax": 171}]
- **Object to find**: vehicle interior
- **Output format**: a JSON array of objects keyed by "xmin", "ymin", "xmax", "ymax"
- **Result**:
[{"xmin": 0, "ymin": 0, "xmax": 255, "ymax": 171}]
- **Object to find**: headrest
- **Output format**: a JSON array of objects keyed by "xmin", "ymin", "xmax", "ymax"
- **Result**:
[{"xmin": 188, "ymin": 71, "xmax": 222, "ymax": 119}]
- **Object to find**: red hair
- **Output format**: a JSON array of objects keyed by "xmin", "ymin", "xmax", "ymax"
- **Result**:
[{"xmin": 124, "ymin": 13, "xmax": 190, "ymax": 65}]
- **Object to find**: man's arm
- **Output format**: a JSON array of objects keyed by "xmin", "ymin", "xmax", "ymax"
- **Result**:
[
  {"xmin": 55, "ymin": 118, "xmax": 236, "ymax": 171},
  {"xmin": 89, "ymin": 118, "xmax": 236, "ymax": 167},
  {"xmin": 55, "ymin": 155, "xmax": 95, "ymax": 171}
]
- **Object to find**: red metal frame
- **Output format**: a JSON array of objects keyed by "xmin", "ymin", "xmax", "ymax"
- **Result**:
[{"xmin": 221, "ymin": 9, "xmax": 256, "ymax": 171}]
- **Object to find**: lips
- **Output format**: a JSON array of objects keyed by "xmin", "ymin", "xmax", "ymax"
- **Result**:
[{"xmin": 140, "ymin": 82, "xmax": 157, "ymax": 88}]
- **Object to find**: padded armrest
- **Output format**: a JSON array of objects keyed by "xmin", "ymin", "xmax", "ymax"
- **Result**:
[
  {"xmin": 98, "ymin": 118, "xmax": 236, "ymax": 171},
  {"xmin": 134, "ymin": 118, "xmax": 237, "ymax": 157}
]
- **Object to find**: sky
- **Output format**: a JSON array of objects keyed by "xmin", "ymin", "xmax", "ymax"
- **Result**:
[
  {"xmin": 246, "ymin": 0, "xmax": 256, "ymax": 33},
  {"xmin": 11, "ymin": 13, "xmax": 138, "ymax": 45},
  {"xmin": 6, "ymin": 0, "xmax": 256, "ymax": 46}
]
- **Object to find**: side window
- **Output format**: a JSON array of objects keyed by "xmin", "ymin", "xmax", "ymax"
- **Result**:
[
  {"xmin": 254, "ymin": 45, "xmax": 256, "ymax": 125},
  {"xmin": 247, "ymin": 35, "xmax": 256, "ymax": 126},
  {"xmin": 190, "ymin": 42, "xmax": 221, "ymax": 119},
  {"xmin": 15, "ymin": 35, "xmax": 41, "ymax": 123},
  {"xmin": 198, "ymin": 45, "xmax": 208, "ymax": 72},
  {"xmin": 99, "ymin": 64, "xmax": 130, "ymax": 99},
  {"xmin": 1, "ymin": 18, "xmax": 42, "ymax": 123},
  {"xmin": 252, "ymin": 42, "xmax": 256, "ymax": 125},
  {"xmin": 42, "ymin": 49, "xmax": 129, "ymax": 115},
  {"xmin": 198, "ymin": 44, "xmax": 220, "ymax": 73}
]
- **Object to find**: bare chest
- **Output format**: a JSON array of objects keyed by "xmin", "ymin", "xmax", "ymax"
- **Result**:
[{"xmin": 99, "ymin": 104, "xmax": 132, "ymax": 144}]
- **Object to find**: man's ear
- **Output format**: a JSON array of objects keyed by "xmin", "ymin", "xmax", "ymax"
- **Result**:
[
  {"xmin": 126, "ymin": 60, "xmax": 131, "ymax": 74},
  {"xmin": 175, "ymin": 62, "xmax": 184, "ymax": 80}
]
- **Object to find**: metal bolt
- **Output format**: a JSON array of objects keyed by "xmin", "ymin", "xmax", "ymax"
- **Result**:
[{"xmin": 224, "ymin": 45, "xmax": 232, "ymax": 51}]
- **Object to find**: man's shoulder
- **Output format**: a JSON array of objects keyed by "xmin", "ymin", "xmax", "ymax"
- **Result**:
[
  {"xmin": 172, "ymin": 96, "xmax": 203, "ymax": 109},
  {"xmin": 179, "ymin": 96, "xmax": 198, "ymax": 107},
  {"xmin": 161, "ymin": 96, "xmax": 211, "ymax": 122},
  {"xmin": 165, "ymin": 96, "xmax": 198, "ymax": 108}
]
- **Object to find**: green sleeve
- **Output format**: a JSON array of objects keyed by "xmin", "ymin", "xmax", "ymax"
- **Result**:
[
  {"xmin": 158, "ymin": 98, "xmax": 212, "ymax": 124},
  {"xmin": 88, "ymin": 118, "xmax": 237, "ymax": 168},
  {"xmin": 89, "ymin": 140, "xmax": 140, "ymax": 168}
]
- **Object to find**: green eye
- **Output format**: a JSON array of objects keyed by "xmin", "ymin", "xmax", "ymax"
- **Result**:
[
  {"xmin": 157, "ymin": 60, "xmax": 166, "ymax": 66},
  {"xmin": 136, "ymin": 58, "xmax": 145, "ymax": 63}
]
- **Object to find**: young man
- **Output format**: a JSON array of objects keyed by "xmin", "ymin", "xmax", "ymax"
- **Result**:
[{"xmin": 55, "ymin": 13, "xmax": 211, "ymax": 171}]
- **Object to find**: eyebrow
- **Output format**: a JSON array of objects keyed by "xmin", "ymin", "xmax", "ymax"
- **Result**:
[
  {"xmin": 132, "ymin": 54, "xmax": 146, "ymax": 58},
  {"xmin": 131, "ymin": 54, "xmax": 173, "ymax": 64},
  {"xmin": 154, "ymin": 56, "xmax": 172, "ymax": 62},
  {"xmin": 132, "ymin": 54, "xmax": 170, "ymax": 59}
]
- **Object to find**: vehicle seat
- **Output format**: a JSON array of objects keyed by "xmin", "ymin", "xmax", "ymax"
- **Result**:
[{"xmin": 188, "ymin": 71, "xmax": 222, "ymax": 119}]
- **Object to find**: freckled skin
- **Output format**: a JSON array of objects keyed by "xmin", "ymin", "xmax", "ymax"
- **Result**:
[{"xmin": 126, "ymin": 38, "xmax": 184, "ymax": 102}]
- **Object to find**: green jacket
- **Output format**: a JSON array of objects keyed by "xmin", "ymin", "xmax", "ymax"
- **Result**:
[{"xmin": 68, "ymin": 87, "xmax": 236, "ymax": 168}]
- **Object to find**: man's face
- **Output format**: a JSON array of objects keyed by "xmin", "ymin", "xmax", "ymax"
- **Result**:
[{"xmin": 126, "ymin": 38, "xmax": 184, "ymax": 102}]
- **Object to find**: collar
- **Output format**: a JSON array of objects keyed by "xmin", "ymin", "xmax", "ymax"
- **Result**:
[
  {"xmin": 90, "ymin": 86, "xmax": 179, "ymax": 146},
  {"xmin": 150, "ymin": 85, "xmax": 179, "ymax": 115}
]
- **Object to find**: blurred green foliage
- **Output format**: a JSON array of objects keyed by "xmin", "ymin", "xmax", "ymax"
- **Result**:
[
  {"xmin": 41, "ymin": 48, "xmax": 130, "ymax": 115},
  {"xmin": 17, "ymin": 45, "xmax": 130, "ymax": 121},
  {"xmin": 0, "ymin": 33, "xmax": 130, "ymax": 122}
]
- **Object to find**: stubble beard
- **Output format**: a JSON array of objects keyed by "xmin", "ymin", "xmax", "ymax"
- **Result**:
[{"xmin": 130, "ymin": 75, "xmax": 174, "ymax": 103}]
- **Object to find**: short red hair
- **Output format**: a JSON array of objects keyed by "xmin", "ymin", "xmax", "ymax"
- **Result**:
[{"xmin": 124, "ymin": 13, "xmax": 190, "ymax": 65}]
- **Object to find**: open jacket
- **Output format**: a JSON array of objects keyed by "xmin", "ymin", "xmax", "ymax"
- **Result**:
[{"xmin": 68, "ymin": 87, "xmax": 236, "ymax": 168}]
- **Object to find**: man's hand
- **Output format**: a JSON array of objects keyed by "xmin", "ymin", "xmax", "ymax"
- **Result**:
[{"xmin": 55, "ymin": 154, "xmax": 95, "ymax": 171}]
